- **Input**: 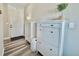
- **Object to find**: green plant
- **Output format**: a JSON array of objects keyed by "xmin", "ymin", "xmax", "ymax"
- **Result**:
[{"xmin": 57, "ymin": 3, "xmax": 68, "ymax": 12}]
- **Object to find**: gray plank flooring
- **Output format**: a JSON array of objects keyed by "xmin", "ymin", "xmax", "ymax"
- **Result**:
[{"xmin": 4, "ymin": 38, "xmax": 41, "ymax": 56}]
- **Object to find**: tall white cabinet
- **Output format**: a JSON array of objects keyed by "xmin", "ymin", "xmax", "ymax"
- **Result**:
[
  {"xmin": 8, "ymin": 6, "xmax": 24, "ymax": 38},
  {"xmin": 37, "ymin": 20, "xmax": 65, "ymax": 56}
]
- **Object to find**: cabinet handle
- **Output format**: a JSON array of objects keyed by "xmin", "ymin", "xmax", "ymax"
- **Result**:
[
  {"xmin": 35, "ymin": 40, "xmax": 37, "ymax": 41},
  {"xmin": 51, "ymin": 31, "xmax": 53, "ymax": 33},
  {"xmin": 50, "ymin": 49, "xmax": 52, "ymax": 51},
  {"xmin": 51, "ymin": 25, "xmax": 53, "ymax": 26},
  {"xmin": 10, "ymin": 25, "xmax": 12, "ymax": 28}
]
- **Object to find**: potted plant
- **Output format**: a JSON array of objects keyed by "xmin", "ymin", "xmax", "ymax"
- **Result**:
[
  {"xmin": 57, "ymin": 3, "xmax": 68, "ymax": 12},
  {"xmin": 51, "ymin": 3, "xmax": 68, "ymax": 20},
  {"xmin": 56, "ymin": 3, "xmax": 68, "ymax": 20}
]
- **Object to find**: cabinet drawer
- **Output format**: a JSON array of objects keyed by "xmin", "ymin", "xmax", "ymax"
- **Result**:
[
  {"xmin": 42, "ymin": 28, "xmax": 60, "ymax": 46},
  {"xmin": 37, "ymin": 41, "xmax": 59, "ymax": 56},
  {"xmin": 40, "ymin": 23, "xmax": 60, "ymax": 28},
  {"xmin": 44, "ymin": 44, "xmax": 59, "ymax": 56}
]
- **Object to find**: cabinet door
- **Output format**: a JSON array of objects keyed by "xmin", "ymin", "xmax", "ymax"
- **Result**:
[
  {"xmin": 37, "ymin": 23, "xmax": 43, "ymax": 42},
  {"xmin": 37, "ymin": 41, "xmax": 47, "ymax": 55},
  {"xmin": 40, "ymin": 23, "xmax": 60, "ymax": 29},
  {"xmin": 37, "ymin": 23, "xmax": 47, "ymax": 55},
  {"xmin": 9, "ymin": 7, "xmax": 24, "ymax": 38}
]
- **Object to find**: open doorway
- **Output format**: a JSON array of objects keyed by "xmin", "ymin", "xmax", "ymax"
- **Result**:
[
  {"xmin": 3, "ymin": 3, "xmax": 41, "ymax": 56},
  {"xmin": 3, "ymin": 4, "xmax": 28, "ymax": 56}
]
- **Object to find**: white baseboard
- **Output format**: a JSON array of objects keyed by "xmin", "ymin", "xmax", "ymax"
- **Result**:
[
  {"xmin": 4, "ymin": 35, "xmax": 25, "ymax": 40},
  {"xmin": 4, "ymin": 37, "xmax": 10, "ymax": 40}
]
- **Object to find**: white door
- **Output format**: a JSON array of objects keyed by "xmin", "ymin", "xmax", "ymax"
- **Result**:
[
  {"xmin": 0, "ymin": 10, "xmax": 4, "ymax": 56},
  {"xmin": 9, "ymin": 8, "xmax": 18, "ymax": 37},
  {"xmin": 8, "ymin": 7, "xmax": 24, "ymax": 38}
]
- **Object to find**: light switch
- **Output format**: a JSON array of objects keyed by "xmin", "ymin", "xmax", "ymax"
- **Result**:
[{"xmin": 69, "ymin": 22, "xmax": 75, "ymax": 29}]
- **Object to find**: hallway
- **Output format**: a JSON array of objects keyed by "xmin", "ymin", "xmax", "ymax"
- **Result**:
[{"xmin": 1, "ymin": 3, "xmax": 79, "ymax": 56}]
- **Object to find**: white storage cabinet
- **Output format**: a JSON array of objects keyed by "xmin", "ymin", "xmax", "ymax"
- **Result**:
[{"xmin": 37, "ymin": 20, "xmax": 65, "ymax": 56}]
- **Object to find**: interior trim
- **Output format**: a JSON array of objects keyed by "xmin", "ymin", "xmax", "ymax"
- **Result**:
[
  {"xmin": 4, "ymin": 37, "xmax": 10, "ymax": 40},
  {"xmin": 11, "ymin": 36, "xmax": 25, "ymax": 41}
]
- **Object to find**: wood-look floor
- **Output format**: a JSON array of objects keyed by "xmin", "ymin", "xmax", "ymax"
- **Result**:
[{"xmin": 4, "ymin": 38, "xmax": 42, "ymax": 56}]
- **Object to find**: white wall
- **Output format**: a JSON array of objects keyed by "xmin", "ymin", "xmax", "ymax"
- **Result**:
[
  {"xmin": 63, "ymin": 3, "xmax": 79, "ymax": 56},
  {"xmin": 30, "ymin": 3, "xmax": 58, "ymax": 21},
  {"xmin": 0, "ymin": 3, "xmax": 4, "ymax": 55},
  {"xmin": 2, "ymin": 4, "xmax": 10, "ymax": 40},
  {"xmin": 25, "ymin": 20, "xmax": 31, "ymax": 42}
]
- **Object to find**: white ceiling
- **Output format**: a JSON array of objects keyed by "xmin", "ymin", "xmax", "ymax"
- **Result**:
[{"xmin": 8, "ymin": 3, "xmax": 29, "ymax": 8}]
